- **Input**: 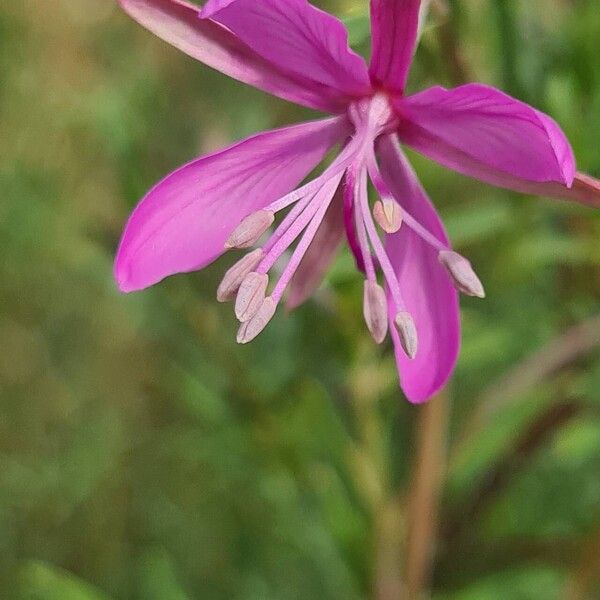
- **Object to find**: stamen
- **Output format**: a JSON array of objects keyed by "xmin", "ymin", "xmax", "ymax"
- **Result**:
[
  {"xmin": 252, "ymin": 143, "xmax": 359, "ymax": 266},
  {"xmin": 363, "ymin": 280, "xmax": 388, "ymax": 344},
  {"xmin": 237, "ymin": 297, "xmax": 277, "ymax": 344},
  {"xmin": 261, "ymin": 192, "xmax": 315, "ymax": 256},
  {"xmin": 356, "ymin": 165, "xmax": 407, "ymax": 312},
  {"xmin": 235, "ymin": 272, "xmax": 269, "ymax": 322},
  {"xmin": 265, "ymin": 139, "xmax": 359, "ymax": 214},
  {"xmin": 343, "ymin": 173, "xmax": 364, "ymax": 272},
  {"xmin": 259, "ymin": 175, "xmax": 342, "ymax": 276},
  {"xmin": 225, "ymin": 210, "xmax": 274, "ymax": 249},
  {"xmin": 438, "ymin": 251, "xmax": 485, "ymax": 298},
  {"xmin": 352, "ymin": 167, "xmax": 377, "ymax": 281},
  {"xmin": 365, "ymin": 149, "xmax": 484, "ymax": 300},
  {"xmin": 271, "ymin": 177, "xmax": 342, "ymax": 301},
  {"xmin": 366, "ymin": 150, "xmax": 447, "ymax": 252},
  {"xmin": 373, "ymin": 199, "xmax": 402, "ymax": 233},
  {"xmin": 398, "ymin": 207, "xmax": 446, "ymax": 252},
  {"xmin": 394, "ymin": 312, "xmax": 418, "ymax": 359},
  {"xmin": 217, "ymin": 248, "xmax": 264, "ymax": 302}
]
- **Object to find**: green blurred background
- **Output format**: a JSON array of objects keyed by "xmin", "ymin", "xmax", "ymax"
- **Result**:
[{"xmin": 1, "ymin": 0, "xmax": 599, "ymax": 598}]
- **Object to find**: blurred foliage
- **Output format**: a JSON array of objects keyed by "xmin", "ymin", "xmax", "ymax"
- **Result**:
[{"xmin": 1, "ymin": 0, "xmax": 600, "ymax": 598}]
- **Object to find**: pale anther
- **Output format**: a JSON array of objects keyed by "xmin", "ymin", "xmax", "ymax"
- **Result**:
[
  {"xmin": 363, "ymin": 280, "xmax": 388, "ymax": 344},
  {"xmin": 395, "ymin": 312, "xmax": 418, "ymax": 359},
  {"xmin": 237, "ymin": 297, "xmax": 277, "ymax": 344},
  {"xmin": 235, "ymin": 272, "xmax": 269, "ymax": 322},
  {"xmin": 438, "ymin": 250, "xmax": 485, "ymax": 298},
  {"xmin": 373, "ymin": 199, "xmax": 402, "ymax": 233},
  {"xmin": 217, "ymin": 249, "xmax": 264, "ymax": 303},
  {"xmin": 225, "ymin": 210, "xmax": 274, "ymax": 249}
]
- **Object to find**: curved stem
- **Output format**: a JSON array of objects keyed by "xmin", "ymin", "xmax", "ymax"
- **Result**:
[{"xmin": 405, "ymin": 390, "xmax": 450, "ymax": 599}]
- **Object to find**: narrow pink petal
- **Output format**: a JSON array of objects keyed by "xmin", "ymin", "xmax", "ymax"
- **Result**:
[
  {"xmin": 547, "ymin": 172, "xmax": 600, "ymax": 208},
  {"xmin": 379, "ymin": 135, "xmax": 460, "ymax": 404},
  {"xmin": 397, "ymin": 84, "xmax": 576, "ymax": 187},
  {"xmin": 286, "ymin": 185, "xmax": 344, "ymax": 310},
  {"xmin": 119, "ymin": 0, "xmax": 345, "ymax": 112},
  {"xmin": 115, "ymin": 116, "xmax": 350, "ymax": 292},
  {"xmin": 473, "ymin": 172, "xmax": 600, "ymax": 209},
  {"xmin": 369, "ymin": 0, "xmax": 421, "ymax": 93},
  {"xmin": 200, "ymin": 0, "xmax": 372, "ymax": 101}
]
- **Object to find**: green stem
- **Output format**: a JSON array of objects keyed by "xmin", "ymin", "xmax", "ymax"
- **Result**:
[
  {"xmin": 491, "ymin": 0, "xmax": 524, "ymax": 98},
  {"xmin": 405, "ymin": 390, "xmax": 450, "ymax": 599}
]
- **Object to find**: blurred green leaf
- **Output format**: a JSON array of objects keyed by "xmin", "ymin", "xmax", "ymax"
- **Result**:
[
  {"xmin": 444, "ymin": 200, "xmax": 512, "ymax": 247},
  {"xmin": 137, "ymin": 548, "xmax": 192, "ymax": 600},
  {"xmin": 342, "ymin": 13, "xmax": 371, "ymax": 47},
  {"xmin": 17, "ymin": 562, "xmax": 112, "ymax": 600},
  {"xmin": 435, "ymin": 566, "xmax": 563, "ymax": 600}
]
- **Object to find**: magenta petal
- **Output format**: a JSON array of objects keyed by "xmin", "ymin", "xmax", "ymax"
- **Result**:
[
  {"xmin": 398, "ymin": 84, "xmax": 576, "ymax": 187},
  {"xmin": 545, "ymin": 172, "xmax": 600, "ymax": 208},
  {"xmin": 369, "ymin": 0, "xmax": 421, "ymax": 93},
  {"xmin": 461, "ymin": 171, "xmax": 600, "ymax": 210},
  {"xmin": 115, "ymin": 116, "xmax": 349, "ymax": 292},
  {"xmin": 379, "ymin": 135, "xmax": 460, "ymax": 404},
  {"xmin": 119, "ymin": 0, "xmax": 344, "ymax": 112},
  {"xmin": 200, "ymin": 0, "xmax": 372, "ymax": 101},
  {"xmin": 286, "ymin": 185, "xmax": 344, "ymax": 310}
]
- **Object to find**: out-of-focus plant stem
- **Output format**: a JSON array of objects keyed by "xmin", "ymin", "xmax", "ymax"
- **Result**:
[
  {"xmin": 442, "ymin": 400, "xmax": 582, "ymax": 546},
  {"xmin": 451, "ymin": 313, "xmax": 600, "ymax": 466},
  {"xmin": 396, "ymin": 5, "xmax": 466, "ymax": 596},
  {"xmin": 434, "ymin": 0, "xmax": 471, "ymax": 84},
  {"xmin": 404, "ymin": 390, "xmax": 450, "ymax": 599},
  {"xmin": 491, "ymin": 0, "xmax": 525, "ymax": 98},
  {"xmin": 346, "ymin": 349, "xmax": 400, "ymax": 600},
  {"xmin": 562, "ymin": 528, "xmax": 600, "ymax": 599},
  {"xmin": 373, "ymin": 493, "xmax": 406, "ymax": 600}
]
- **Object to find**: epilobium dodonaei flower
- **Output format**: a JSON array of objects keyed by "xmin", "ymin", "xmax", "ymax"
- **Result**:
[{"xmin": 116, "ymin": 0, "xmax": 600, "ymax": 403}]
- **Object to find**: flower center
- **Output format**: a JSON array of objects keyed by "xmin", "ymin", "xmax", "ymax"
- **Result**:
[
  {"xmin": 217, "ymin": 93, "xmax": 485, "ymax": 350},
  {"xmin": 348, "ymin": 92, "xmax": 399, "ymax": 139}
]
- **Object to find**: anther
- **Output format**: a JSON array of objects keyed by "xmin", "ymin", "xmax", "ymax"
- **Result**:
[
  {"xmin": 394, "ymin": 312, "xmax": 418, "ymax": 359},
  {"xmin": 373, "ymin": 199, "xmax": 402, "ymax": 233},
  {"xmin": 235, "ymin": 272, "xmax": 269, "ymax": 322},
  {"xmin": 438, "ymin": 251, "xmax": 485, "ymax": 298},
  {"xmin": 363, "ymin": 281, "xmax": 388, "ymax": 344},
  {"xmin": 217, "ymin": 249, "xmax": 264, "ymax": 302},
  {"xmin": 225, "ymin": 210, "xmax": 274, "ymax": 249},
  {"xmin": 237, "ymin": 297, "xmax": 277, "ymax": 344}
]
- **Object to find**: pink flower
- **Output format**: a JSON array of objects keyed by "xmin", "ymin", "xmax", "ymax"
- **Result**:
[{"xmin": 115, "ymin": 0, "xmax": 600, "ymax": 403}]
